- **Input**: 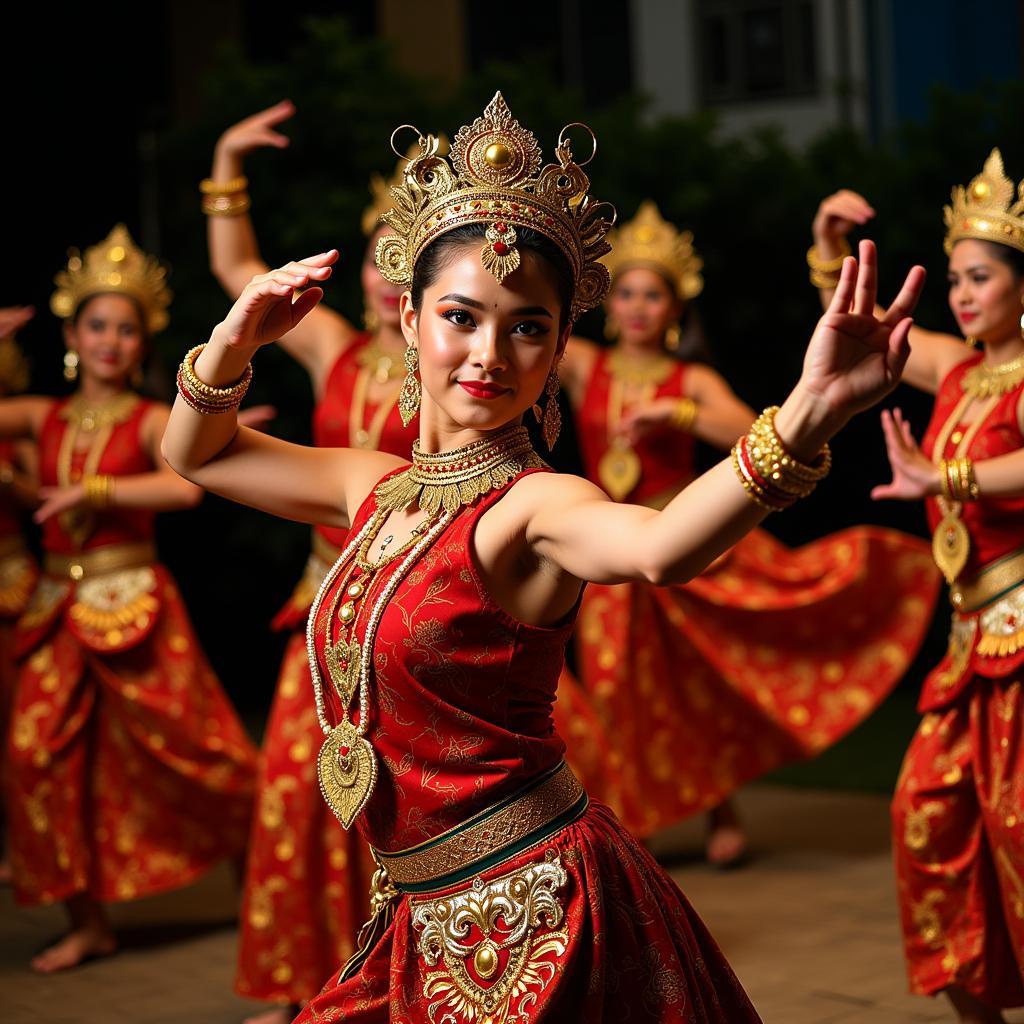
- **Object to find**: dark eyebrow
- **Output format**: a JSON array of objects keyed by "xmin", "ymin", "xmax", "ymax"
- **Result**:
[
  {"xmin": 963, "ymin": 265, "xmax": 992, "ymax": 273},
  {"xmin": 436, "ymin": 294, "xmax": 553, "ymax": 318}
]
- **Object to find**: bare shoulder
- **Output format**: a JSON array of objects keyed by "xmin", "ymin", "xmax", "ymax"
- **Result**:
[
  {"xmin": 341, "ymin": 448, "xmax": 409, "ymax": 516},
  {"xmin": 500, "ymin": 470, "xmax": 607, "ymax": 535}
]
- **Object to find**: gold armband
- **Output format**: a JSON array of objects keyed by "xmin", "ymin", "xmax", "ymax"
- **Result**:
[
  {"xmin": 670, "ymin": 398, "xmax": 698, "ymax": 432},
  {"xmin": 200, "ymin": 175, "xmax": 250, "ymax": 216},
  {"xmin": 940, "ymin": 457, "xmax": 980, "ymax": 502},
  {"xmin": 83, "ymin": 474, "xmax": 114, "ymax": 508}
]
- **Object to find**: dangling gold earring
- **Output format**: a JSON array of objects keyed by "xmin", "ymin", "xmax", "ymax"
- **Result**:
[
  {"xmin": 664, "ymin": 324, "xmax": 681, "ymax": 351},
  {"xmin": 364, "ymin": 304, "xmax": 380, "ymax": 334},
  {"xmin": 398, "ymin": 344, "xmax": 421, "ymax": 426},
  {"xmin": 603, "ymin": 316, "xmax": 619, "ymax": 341},
  {"xmin": 965, "ymin": 335, "xmax": 978, "ymax": 348},
  {"xmin": 540, "ymin": 368, "xmax": 562, "ymax": 451},
  {"xmin": 63, "ymin": 350, "xmax": 79, "ymax": 382}
]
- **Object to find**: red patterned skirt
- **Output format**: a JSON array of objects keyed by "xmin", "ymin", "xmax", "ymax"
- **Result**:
[
  {"xmin": 559, "ymin": 526, "xmax": 939, "ymax": 835},
  {"xmin": 5, "ymin": 566, "xmax": 257, "ymax": 905},
  {"xmin": 892, "ymin": 672, "xmax": 1024, "ymax": 1007},
  {"xmin": 236, "ymin": 631, "xmax": 376, "ymax": 1003},
  {"xmin": 296, "ymin": 801, "xmax": 761, "ymax": 1023}
]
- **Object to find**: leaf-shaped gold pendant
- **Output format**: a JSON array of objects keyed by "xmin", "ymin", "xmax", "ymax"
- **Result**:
[
  {"xmin": 932, "ymin": 513, "xmax": 970, "ymax": 585},
  {"xmin": 317, "ymin": 720, "xmax": 377, "ymax": 830},
  {"xmin": 325, "ymin": 635, "xmax": 361, "ymax": 710},
  {"xmin": 597, "ymin": 440, "xmax": 642, "ymax": 502}
]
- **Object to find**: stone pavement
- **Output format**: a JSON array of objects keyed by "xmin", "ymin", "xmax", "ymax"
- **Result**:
[{"xmin": 2, "ymin": 784, "xmax": 1022, "ymax": 1023}]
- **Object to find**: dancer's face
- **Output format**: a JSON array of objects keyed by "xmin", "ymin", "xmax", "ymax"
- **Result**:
[
  {"xmin": 401, "ymin": 242, "xmax": 568, "ymax": 433},
  {"xmin": 947, "ymin": 239, "xmax": 1024, "ymax": 345},
  {"xmin": 606, "ymin": 266, "xmax": 681, "ymax": 349},
  {"xmin": 362, "ymin": 227, "xmax": 405, "ymax": 333},
  {"xmin": 65, "ymin": 294, "xmax": 146, "ymax": 388}
]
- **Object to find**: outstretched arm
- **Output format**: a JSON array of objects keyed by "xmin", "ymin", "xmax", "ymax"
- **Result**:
[
  {"xmin": 208, "ymin": 101, "xmax": 356, "ymax": 387},
  {"xmin": 531, "ymin": 242, "xmax": 925, "ymax": 584},
  {"xmin": 162, "ymin": 250, "xmax": 404, "ymax": 529},
  {"xmin": 811, "ymin": 190, "xmax": 967, "ymax": 395}
]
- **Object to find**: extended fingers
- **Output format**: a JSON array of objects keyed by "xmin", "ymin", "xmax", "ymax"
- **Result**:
[
  {"xmin": 826, "ymin": 255, "xmax": 859, "ymax": 313},
  {"xmin": 852, "ymin": 239, "xmax": 878, "ymax": 316},
  {"xmin": 882, "ymin": 265, "xmax": 927, "ymax": 326}
]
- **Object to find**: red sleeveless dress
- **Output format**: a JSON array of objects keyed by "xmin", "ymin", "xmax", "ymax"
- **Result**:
[
  {"xmin": 0, "ymin": 439, "xmax": 37, "ymax": 837},
  {"xmin": 236, "ymin": 336, "xmax": 419, "ymax": 1006},
  {"xmin": 296, "ymin": 469, "xmax": 762, "ymax": 1023},
  {"xmin": 892, "ymin": 353, "xmax": 1024, "ymax": 1007},
  {"xmin": 5, "ymin": 395, "xmax": 256, "ymax": 906},
  {"xmin": 557, "ymin": 350, "xmax": 941, "ymax": 835}
]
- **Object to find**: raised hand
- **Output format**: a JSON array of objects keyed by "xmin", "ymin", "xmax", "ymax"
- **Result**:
[
  {"xmin": 0, "ymin": 306, "xmax": 34, "ymax": 338},
  {"xmin": 798, "ymin": 240, "xmax": 924, "ymax": 426},
  {"xmin": 215, "ymin": 100, "xmax": 295, "ymax": 163},
  {"xmin": 871, "ymin": 408, "xmax": 938, "ymax": 501},
  {"xmin": 33, "ymin": 484, "xmax": 84, "ymax": 525},
  {"xmin": 812, "ymin": 189, "xmax": 875, "ymax": 250},
  {"xmin": 215, "ymin": 252, "xmax": 337, "ymax": 353}
]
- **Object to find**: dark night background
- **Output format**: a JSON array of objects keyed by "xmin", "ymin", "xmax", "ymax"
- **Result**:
[{"xmin": 4, "ymin": 3, "xmax": 1023, "ymax": 778}]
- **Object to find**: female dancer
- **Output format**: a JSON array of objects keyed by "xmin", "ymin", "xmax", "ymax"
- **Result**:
[
  {"xmin": 556, "ymin": 202, "xmax": 940, "ymax": 864},
  {"xmin": 206, "ymin": 102, "xmax": 418, "ymax": 1021},
  {"xmin": 813, "ymin": 150, "xmax": 1024, "ymax": 1022},
  {"xmin": 0, "ymin": 306, "xmax": 39, "ymax": 882},
  {"xmin": 1, "ymin": 226, "xmax": 257, "ymax": 972},
  {"xmin": 163, "ymin": 93, "xmax": 924, "ymax": 1021}
]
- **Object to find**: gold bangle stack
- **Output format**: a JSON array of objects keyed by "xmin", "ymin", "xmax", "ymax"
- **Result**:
[
  {"xmin": 670, "ymin": 397, "xmax": 698, "ymax": 432},
  {"xmin": 732, "ymin": 406, "xmax": 832, "ymax": 512},
  {"xmin": 200, "ymin": 175, "xmax": 251, "ymax": 216},
  {"xmin": 83, "ymin": 473, "xmax": 114, "ymax": 507},
  {"xmin": 807, "ymin": 239, "xmax": 852, "ymax": 289},
  {"xmin": 177, "ymin": 343, "xmax": 253, "ymax": 415},
  {"xmin": 940, "ymin": 457, "xmax": 979, "ymax": 502}
]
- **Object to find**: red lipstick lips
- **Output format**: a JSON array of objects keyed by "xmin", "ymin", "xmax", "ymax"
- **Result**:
[{"xmin": 458, "ymin": 380, "xmax": 509, "ymax": 399}]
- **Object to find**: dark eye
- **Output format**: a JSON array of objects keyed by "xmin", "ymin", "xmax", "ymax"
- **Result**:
[
  {"xmin": 88, "ymin": 319, "xmax": 104, "ymax": 331},
  {"xmin": 512, "ymin": 320, "xmax": 547, "ymax": 337},
  {"xmin": 441, "ymin": 308, "xmax": 475, "ymax": 327}
]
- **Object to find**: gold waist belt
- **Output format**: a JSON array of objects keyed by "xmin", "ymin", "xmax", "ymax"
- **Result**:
[
  {"xmin": 44, "ymin": 541, "xmax": 158, "ymax": 582},
  {"xmin": 373, "ymin": 761, "xmax": 588, "ymax": 895},
  {"xmin": 311, "ymin": 528, "xmax": 345, "ymax": 566},
  {"xmin": 952, "ymin": 546, "xmax": 1024, "ymax": 614},
  {"xmin": 0, "ymin": 534, "xmax": 27, "ymax": 560}
]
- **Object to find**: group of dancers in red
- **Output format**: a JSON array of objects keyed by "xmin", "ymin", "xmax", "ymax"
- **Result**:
[{"xmin": 0, "ymin": 93, "xmax": 1021, "ymax": 1023}]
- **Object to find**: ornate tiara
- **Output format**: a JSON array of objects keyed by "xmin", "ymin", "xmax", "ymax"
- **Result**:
[
  {"xmin": 944, "ymin": 148, "xmax": 1024, "ymax": 256},
  {"xmin": 603, "ymin": 201, "xmax": 704, "ymax": 300},
  {"xmin": 50, "ymin": 224, "xmax": 171, "ymax": 335},
  {"xmin": 374, "ymin": 91, "xmax": 616, "ymax": 322}
]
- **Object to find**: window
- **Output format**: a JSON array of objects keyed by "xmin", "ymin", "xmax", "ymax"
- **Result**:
[{"xmin": 698, "ymin": 0, "xmax": 819, "ymax": 104}]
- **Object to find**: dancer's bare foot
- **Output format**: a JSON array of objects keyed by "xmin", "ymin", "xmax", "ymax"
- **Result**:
[
  {"xmin": 30, "ymin": 924, "xmax": 117, "ymax": 973},
  {"xmin": 705, "ymin": 800, "xmax": 748, "ymax": 868},
  {"xmin": 243, "ymin": 1005, "xmax": 301, "ymax": 1024},
  {"xmin": 946, "ymin": 985, "xmax": 1007, "ymax": 1023}
]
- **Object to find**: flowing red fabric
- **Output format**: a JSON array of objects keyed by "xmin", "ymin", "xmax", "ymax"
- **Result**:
[
  {"xmin": 296, "ymin": 471, "xmax": 762, "ymax": 1023},
  {"xmin": 556, "ymin": 352, "xmax": 940, "ymax": 835},
  {"xmin": 5, "ymin": 398, "xmax": 256, "ymax": 906},
  {"xmin": 890, "ymin": 355, "xmax": 1024, "ymax": 1006},
  {"xmin": 237, "ymin": 337, "xmax": 418, "ymax": 1004}
]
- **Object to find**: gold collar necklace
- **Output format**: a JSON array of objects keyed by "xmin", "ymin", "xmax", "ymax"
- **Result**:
[
  {"xmin": 962, "ymin": 351, "xmax": 1024, "ymax": 398},
  {"xmin": 373, "ymin": 423, "xmax": 547, "ymax": 517},
  {"xmin": 60, "ymin": 391, "xmax": 139, "ymax": 434}
]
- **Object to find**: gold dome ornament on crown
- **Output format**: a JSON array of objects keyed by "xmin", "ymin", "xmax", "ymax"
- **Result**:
[
  {"xmin": 374, "ymin": 91, "xmax": 617, "ymax": 323},
  {"xmin": 944, "ymin": 148, "xmax": 1024, "ymax": 256},
  {"xmin": 602, "ymin": 200, "xmax": 704, "ymax": 301},
  {"xmin": 50, "ymin": 224, "xmax": 172, "ymax": 335}
]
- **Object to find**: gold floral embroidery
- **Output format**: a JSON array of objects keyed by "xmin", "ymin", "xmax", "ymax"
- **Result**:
[
  {"xmin": 935, "ymin": 616, "xmax": 975, "ymax": 689},
  {"xmin": 904, "ymin": 800, "xmax": 945, "ymax": 852},
  {"xmin": 411, "ymin": 851, "xmax": 568, "ymax": 1023},
  {"xmin": 69, "ymin": 566, "xmax": 159, "ymax": 634}
]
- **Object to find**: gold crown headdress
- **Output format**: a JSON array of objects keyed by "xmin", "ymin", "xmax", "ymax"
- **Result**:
[
  {"xmin": 944, "ymin": 148, "xmax": 1024, "ymax": 256},
  {"xmin": 375, "ymin": 91, "xmax": 616, "ymax": 322},
  {"xmin": 603, "ymin": 200, "xmax": 704, "ymax": 300},
  {"xmin": 50, "ymin": 224, "xmax": 172, "ymax": 335},
  {"xmin": 0, "ymin": 339, "xmax": 29, "ymax": 394},
  {"xmin": 362, "ymin": 138, "xmax": 450, "ymax": 238}
]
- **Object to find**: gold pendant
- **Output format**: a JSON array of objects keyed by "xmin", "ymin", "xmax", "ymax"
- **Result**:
[
  {"xmin": 325, "ymin": 636, "xmax": 362, "ymax": 709},
  {"xmin": 317, "ymin": 720, "xmax": 376, "ymax": 830},
  {"xmin": 597, "ymin": 440, "xmax": 641, "ymax": 502},
  {"xmin": 932, "ymin": 513, "xmax": 970, "ymax": 584}
]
